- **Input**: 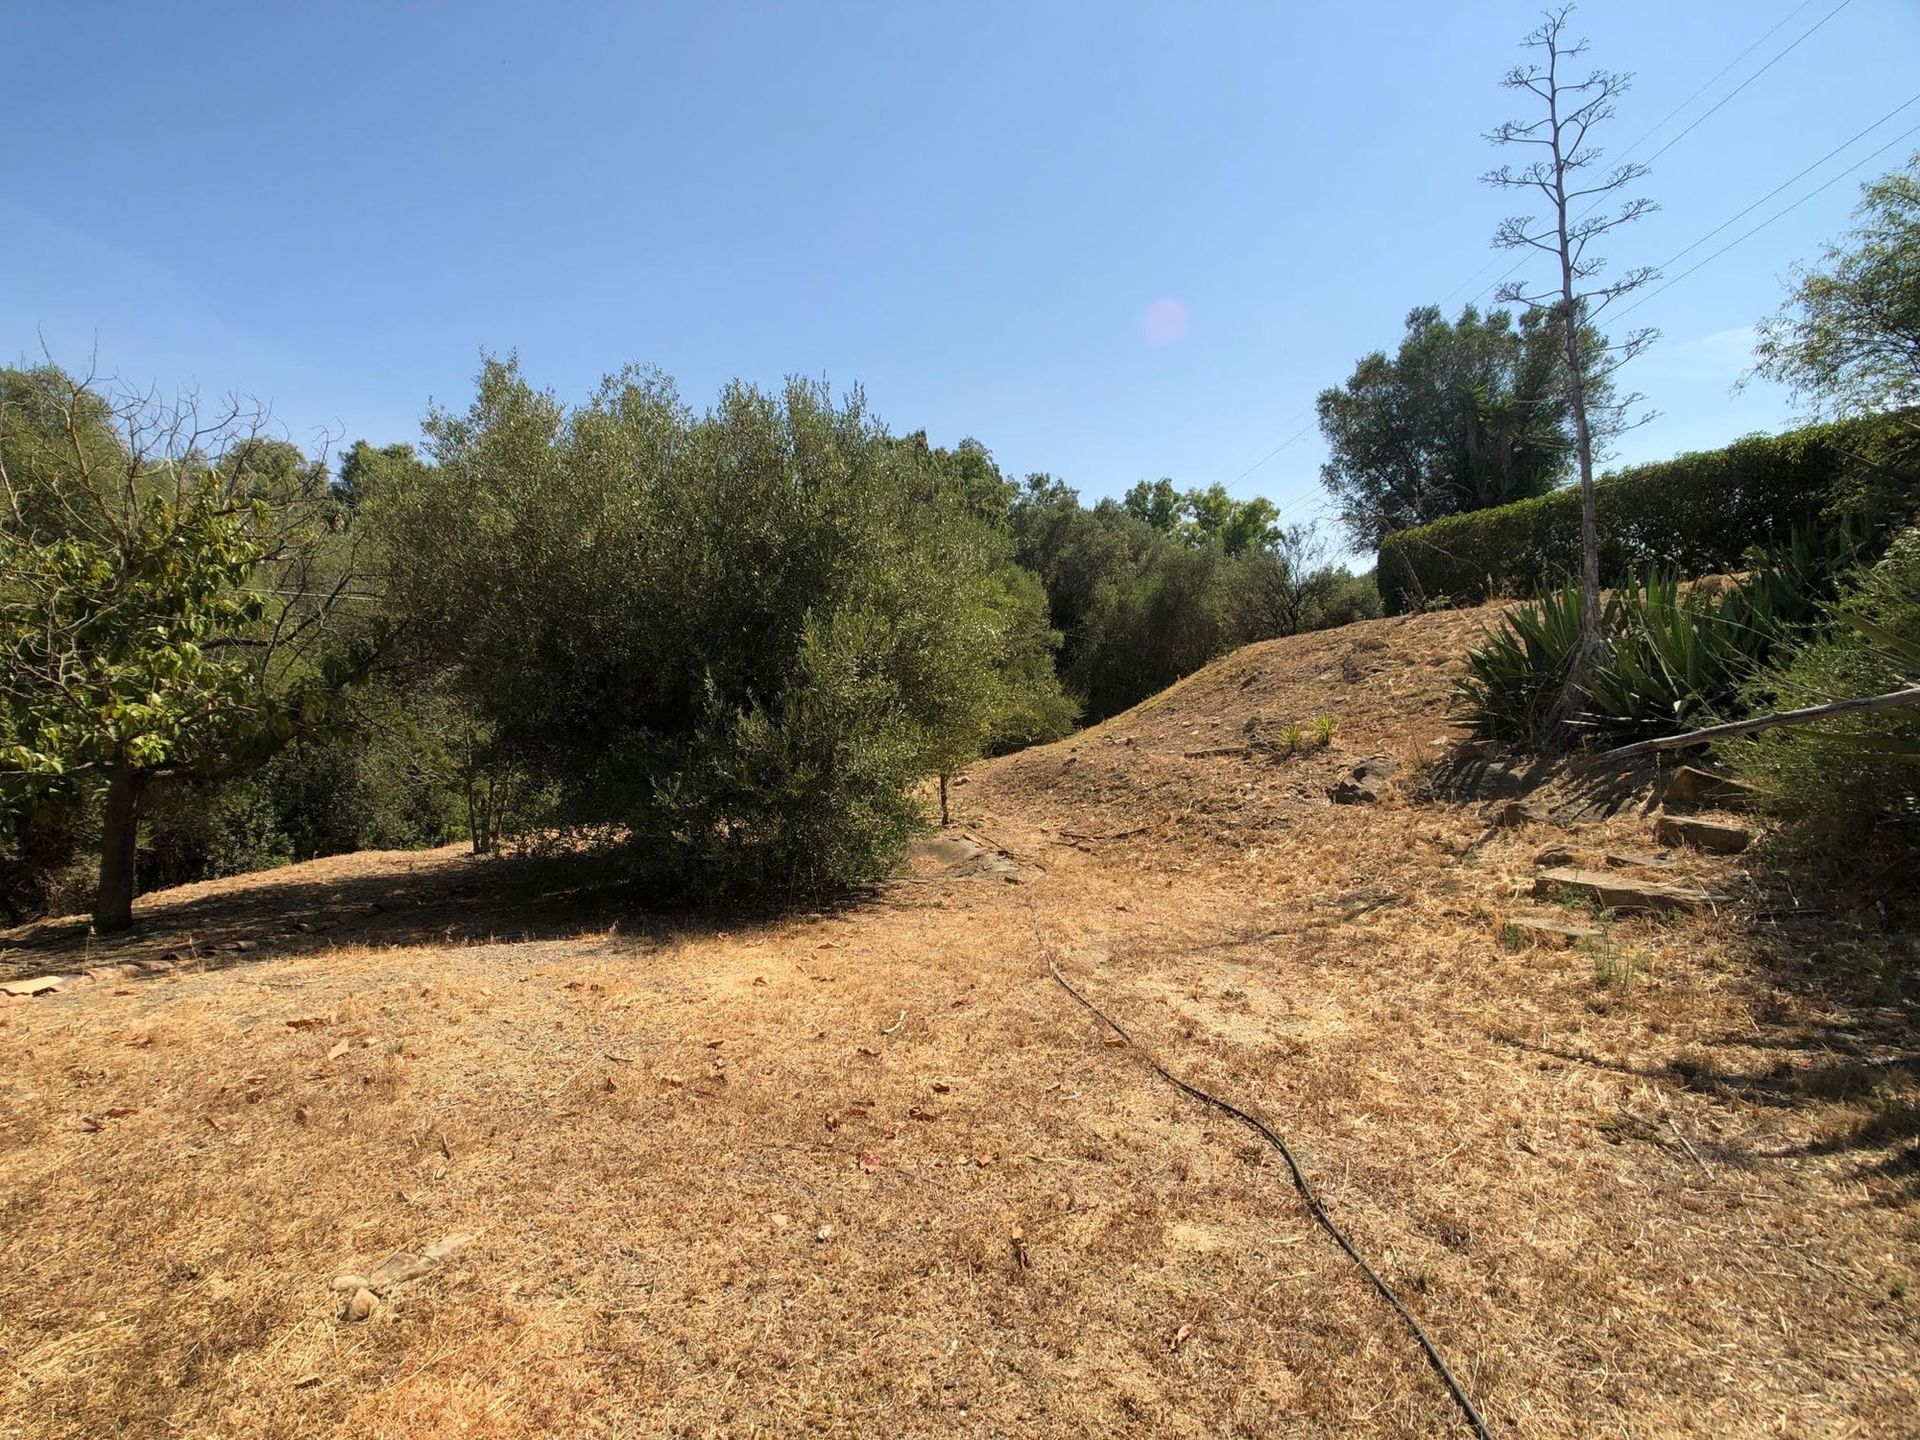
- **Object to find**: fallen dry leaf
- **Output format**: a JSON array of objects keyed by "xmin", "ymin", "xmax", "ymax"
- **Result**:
[{"xmin": 858, "ymin": 1150, "xmax": 880, "ymax": 1173}]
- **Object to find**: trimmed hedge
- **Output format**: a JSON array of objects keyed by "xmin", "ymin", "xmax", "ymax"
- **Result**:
[{"xmin": 1377, "ymin": 412, "xmax": 1918, "ymax": 613}]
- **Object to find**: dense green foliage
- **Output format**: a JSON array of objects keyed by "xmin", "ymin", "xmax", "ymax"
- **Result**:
[
  {"xmin": 1727, "ymin": 532, "xmax": 1920, "ymax": 836},
  {"xmin": 1317, "ymin": 304, "xmax": 1608, "ymax": 549},
  {"xmin": 374, "ymin": 359, "xmax": 1073, "ymax": 902},
  {"xmin": 1754, "ymin": 158, "xmax": 1920, "ymax": 422},
  {"xmin": 1011, "ymin": 477, "xmax": 1379, "ymax": 721},
  {"xmin": 1456, "ymin": 522, "xmax": 1876, "ymax": 749},
  {"xmin": 1378, "ymin": 412, "xmax": 1919, "ymax": 614},
  {"xmin": 1, "ymin": 354, "xmax": 1379, "ymax": 923}
]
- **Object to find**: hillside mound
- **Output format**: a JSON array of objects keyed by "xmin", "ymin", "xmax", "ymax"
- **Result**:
[{"xmin": 967, "ymin": 604, "xmax": 1511, "ymax": 860}]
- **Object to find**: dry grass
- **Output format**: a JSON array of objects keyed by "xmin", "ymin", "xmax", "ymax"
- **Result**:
[{"xmin": 3, "ymin": 606, "xmax": 1917, "ymax": 1438}]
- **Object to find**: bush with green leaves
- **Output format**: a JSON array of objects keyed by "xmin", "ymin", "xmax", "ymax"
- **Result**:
[
  {"xmin": 1378, "ymin": 412, "xmax": 1918, "ymax": 614},
  {"xmin": 379, "ymin": 360, "xmax": 1072, "ymax": 902},
  {"xmin": 1727, "ymin": 530, "xmax": 1920, "ymax": 836}
]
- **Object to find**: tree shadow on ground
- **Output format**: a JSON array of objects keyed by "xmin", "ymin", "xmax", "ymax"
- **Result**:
[
  {"xmin": 0, "ymin": 844, "xmax": 860, "ymax": 987},
  {"xmin": 1493, "ymin": 1007, "xmax": 1920, "ymax": 1201},
  {"xmin": 0, "ymin": 833, "xmax": 994, "ymax": 989}
]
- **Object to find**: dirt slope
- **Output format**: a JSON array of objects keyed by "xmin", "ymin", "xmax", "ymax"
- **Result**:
[{"xmin": 3, "ymin": 607, "xmax": 1916, "ymax": 1439}]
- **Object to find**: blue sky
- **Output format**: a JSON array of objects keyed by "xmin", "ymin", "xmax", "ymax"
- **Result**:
[{"xmin": 6, "ymin": 1, "xmax": 1917, "ymax": 552}]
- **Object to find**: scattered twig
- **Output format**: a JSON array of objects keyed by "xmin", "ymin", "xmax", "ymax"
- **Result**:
[
  {"xmin": 880, "ymin": 1009, "xmax": 907, "ymax": 1035},
  {"xmin": 1657, "ymin": 1096, "xmax": 1713, "ymax": 1178}
]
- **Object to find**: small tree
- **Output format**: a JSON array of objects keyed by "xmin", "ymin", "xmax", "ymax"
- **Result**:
[
  {"xmin": 1752, "ymin": 156, "xmax": 1920, "ymax": 426},
  {"xmin": 1485, "ymin": 5, "xmax": 1658, "ymax": 705},
  {"xmin": 0, "ymin": 365, "xmax": 376, "ymax": 931}
]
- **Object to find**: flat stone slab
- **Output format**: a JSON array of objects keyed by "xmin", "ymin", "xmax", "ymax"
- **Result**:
[
  {"xmin": 1, "ymin": 975, "xmax": 68, "ymax": 997},
  {"xmin": 1603, "ymin": 848, "xmax": 1672, "ymax": 870},
  {"xmin": 1663, "ymin": 765, "xmax": 1758, "ymax": 810},
  {"xmin": 1656, "ymin": 815, "xmax": 1752, "ymax": 853},
  {"xmin": 1532, "ymin": 866, "xmax": 1719, "ymax": 915}
]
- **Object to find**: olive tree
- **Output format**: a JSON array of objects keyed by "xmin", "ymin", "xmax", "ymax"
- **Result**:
[{"xmin": 379, "ymin": 358, "xmax": 1069, "ymax": 898}]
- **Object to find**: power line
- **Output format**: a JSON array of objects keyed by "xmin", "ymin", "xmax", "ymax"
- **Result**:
[
  {"xmin": 1652, "ymin": 91, "xmax": 1920, "ymax": 274},
  {"xmin": 1612, "ymin": 0, "xmax": 1820, "ymax": 158},
  {"xmin": 1639, "ymin": 0, "xmax": 1854, "ymax": 168},
  {"xmin": 1614, "ymin": 119, "xmax": 1920, "ymax": 320},
  {"xmin": 1467, "ymin": 0, "xmax": 1855, "ymax": 313},
  {"xmin": 1220, "ymin": 0, "xmax": 1858, "ymax": 500},
  {"xmin": 1223, "ymin": 420, "xmax": 1315, "ymax": 489}
]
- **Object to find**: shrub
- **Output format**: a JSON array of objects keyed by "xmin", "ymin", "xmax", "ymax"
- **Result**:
[
  {"xmin": 1378, "ymin": 412, "xmax": 1918, "ymax": 613},
  {"xmin": 1727, "ymin": 530, "xmax": 1920, "ymax": 837}
]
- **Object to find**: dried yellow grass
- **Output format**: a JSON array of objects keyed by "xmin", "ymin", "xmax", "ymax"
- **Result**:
[{"xmin": 2, "ymin": 606, "xmax": 1915, "ymax": 1437}]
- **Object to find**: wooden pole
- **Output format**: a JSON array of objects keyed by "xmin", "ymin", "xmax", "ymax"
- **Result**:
[{"xmin": 1590, "ymin": 685, "xmax": 1920, "ymax": 764}]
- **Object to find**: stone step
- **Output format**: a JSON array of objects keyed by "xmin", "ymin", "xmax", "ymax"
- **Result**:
[
  {"xmin": 1655, "ymin": 814, "xmax": 1752, "ymax": 854},
  {"xmin": 1532, "ymin": 866, "xmax": 1720, "ymax": 916}
]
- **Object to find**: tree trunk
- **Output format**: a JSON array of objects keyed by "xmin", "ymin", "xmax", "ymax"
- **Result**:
[
  {"xmin": 1551, "ymin": 79, "xmax": 1605, "ymax": 722},
  {"xmin": 93, "ymin": 770, "xmax": 145, "ymax": 934},
  {"xmin": 939, "ymin": 773, "xmax": 950, "ymax": 827}
]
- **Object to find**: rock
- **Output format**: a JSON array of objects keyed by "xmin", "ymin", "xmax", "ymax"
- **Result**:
[
  {"xmin": 1663, "ymin": 765, "xmax": 1758, "ymax": 810},
  {"xmin": 1533, "ymin": 843, "xmax": 1580, "ymax": 868},
  {"xmin": 1602, "ymin": 849, "xmax": 1671, "ymax": 871},
  {"xmin": 1469, "ymin": 762, "xmax": 1530, "ymax": 798},
  {"xmin": 1331, "ymin": 756, "xmax": 1397, "ymax": 804},
  {"xmin": 340, "ymin": 1287, "xmax": 379, "ymax": 1322},
  {"xmin": 1503, "ymin": 915, "xmax": 1601, "ymax": 947},
  {"xmin": 1, "ymin": 975, "xmax": 68, "ymax": 997},
  {"xmin": 1532, "ymin": 866, "xmax": 1718, "ymax": 915},
  {"xmin": 1330, "ymin": 778, "xmax": 1383, "ymax": 805},
  {"xmin": 1656, "ymin": 815, "xmax": 1751, "ymax": 853},
  {"xmin": 1456, "ymin": 739, "xmax": 1500, "ymax": 761},
  {"xmin": 1498, "ymin": 799, "xmax": 1551, "ymax": 828}
]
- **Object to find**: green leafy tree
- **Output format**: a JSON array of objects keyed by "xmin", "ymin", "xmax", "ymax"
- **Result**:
[
  {"xmin": 1316, "ymin": 303, "xmax": 1595, "ymax": 549},
  {"xmin": 0, "ymin": 366, "xmax": 378, "ymax": 931},
  {"xmin": 1122, "ymin": 479, "xmax": 1279, "ymax": 555},
  {"xmin": 1752, "ymin": 156, "xmax": 1920, "ymax": 426},
  {"xmin": 378, "ymin": 358, "xmax": 1068, "ymax": 898}
]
